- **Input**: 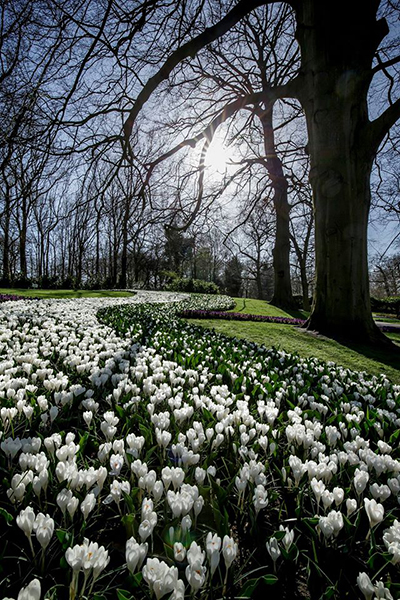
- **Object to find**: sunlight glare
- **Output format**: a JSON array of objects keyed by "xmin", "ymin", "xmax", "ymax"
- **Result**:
[{"xmin": 204, "ymin": 138, "xmax": 231, "ymax": 174}]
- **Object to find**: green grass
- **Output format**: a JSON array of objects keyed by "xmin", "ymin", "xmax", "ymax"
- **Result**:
[
  {"xmin": 0, "ymin": 288, "xmax": 136, "ymax": 299},
  {"xmin": 230, "ymin": 297, "xmax": 309, "ymax": 319},
  {"xmin": 188, "ymin": 297, "xmax": 400, "ymax": 383}
]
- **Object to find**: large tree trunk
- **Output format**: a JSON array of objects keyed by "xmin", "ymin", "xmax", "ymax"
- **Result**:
[
  {"xmin": 296, "ymin": 0, "xmax": 390, "ymax": 344},
  {"xmin": 259, "ymin": 106, "xmax": 296, "ymax": 309}
]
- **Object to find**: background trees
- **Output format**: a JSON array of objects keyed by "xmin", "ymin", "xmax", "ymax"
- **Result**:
[{"xmin": 0, "ymin": 0, "xmax": 399, "ymax": 344}]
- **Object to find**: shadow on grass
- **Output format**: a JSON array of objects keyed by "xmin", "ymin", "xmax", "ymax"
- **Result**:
[
  {"xmin": 234, "ymin": 297, "xmax": 308, "ymax": 320},
  {"xmin": 281, "ymin": 307, "xmax": 309, "ymax": 320},
  {"xmin": 338, "ymin": 336, "xmax": 400, "ymax": 373}
]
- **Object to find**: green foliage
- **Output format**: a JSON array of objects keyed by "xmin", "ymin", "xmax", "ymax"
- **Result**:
[
  {"xmin": 371, "ymin": 296, "xmax": 400, "ymax": 317},
  {"xmin": 165, "ymin": 276, "xmax": 220, "ymax": 294}
]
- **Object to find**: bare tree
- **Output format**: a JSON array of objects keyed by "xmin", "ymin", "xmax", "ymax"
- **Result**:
[{"xmin": 122, "ymin": 0, "xmax": 400, "ymax": 345}]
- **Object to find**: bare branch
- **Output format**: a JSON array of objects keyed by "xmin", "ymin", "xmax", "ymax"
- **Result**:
[{"xmin": 122, "ymin": 0, "xmax": 288, "ymax": 152}]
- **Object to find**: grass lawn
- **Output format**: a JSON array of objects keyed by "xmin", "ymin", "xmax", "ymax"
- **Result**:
[
  {"xmin": 0, "ymin": 288, "xmax": 136, "ymax": 299},
  {"xmin": 189, "ymin": 297, "xmax": 400, "ymax": 383},
  {"xmin": 229, "ymin": 296, "xmax": 309, "ymax": 319}
]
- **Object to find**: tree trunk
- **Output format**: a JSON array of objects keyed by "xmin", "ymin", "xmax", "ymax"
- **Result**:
[
  {"xmin": 296, "ymin": 0, "xmax": 390, "ymax": 344},
  {"xmin": 299, "ymin": 258, "xmax": 310, "ymax": 312},
  {"xmin": 259, "ymin": 106, "xmax": 295, "ymax": 309},
  {"xmin": 119, "ymin": 226, "xmax": 128, "ymax": 289}
]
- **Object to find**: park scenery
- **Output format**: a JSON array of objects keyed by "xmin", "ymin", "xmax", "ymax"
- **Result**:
[{"xmin": 1, "ymin": 0, "xmax": 400, "ymax": 599}]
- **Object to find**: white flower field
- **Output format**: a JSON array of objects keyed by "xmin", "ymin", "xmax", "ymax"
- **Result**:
[{"xmin": 0, "ymin": 293, "xmax": 399, "ymax": 599}]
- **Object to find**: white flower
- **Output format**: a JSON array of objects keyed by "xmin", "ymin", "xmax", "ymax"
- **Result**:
[
  {"xmin": 357, "ymin": 572, "xmax": 375, "ymax": 600},
  {"xmin": 109, "ymin": 453, "xmax": 124, "ymax": 476},
  {"xmin": 332, "ymin": 487, "xmax": 344, "ymax": 506},
  {"xmin": 185, "ymin": 559, "xmax": 206, "ymax": 591},
  {"xmin": 354, "ymin": 469, "xmax": 369, "ymax": 496},
  {"xmin": 33, "ymin": 513, "xmax": 54, "ymax": 550},
  {"xmin": 383, "ymin": 519, "xmax": 400, "ymax": 564},
  {"xmin": 139, "ymin": 513, "xmax": 157, "ymax": 542},
  {"xmin": 222, "ymin": 535, "xmax": 238, "ymax": 569},
  {"xmin": 279, "ymin": 526, "xmax": 294, "ymax": 552},
  {"xmin": 80, "ymin": 493, "xmax": 96, "ymax": 520},
  {"xmin": 16, "ymin": 506, "xmax": 35, "ymax": 539},
  {"xmin": 126, "ymin": 537, "xmax": 148, "ymax": 573},
  {"xmin": 66, "ymin": 538, "xmax": 109, "ymax": 580},
  {"xmin": 170, "ymin": 579, "xmax": 185, "ymax": 600},
  {"xmin": 310, "ymin": 477, "xmax": 325, "ymax": 505},
  {"xmin": 142, "ymin": 558, "xmax": 178, "ymax": 600},
  {"xmin": 67, "ymin": 496, "xmax": 79, "ymax": 519},
  {"xmin": 253, "ymin": 484, "xmax": 268, "ymax": 514},
  {"xmin": 266, "ymin": 537, "xmax": 281, "ymax": 562},
  {"xmin": 364, "ymin": 498, "xmax": 384, "ymax": 528},
  {"xmin": 66, "ymin": 542, "xmax": 85, "ymax": 572},
  {"xmin": 16, "ymin": 578, "xmax": 41, "ymax": 600},
  {"xmin": 195, "ymin": 467, "xmax": 206, "ymax": 484},
  {"xmin": 206, "ymin": 532, "xmax": 221, "ymax": 576},
  {"xmin": 83, "ymin": 411, "xmax": 93, "ymax": 427},
  {"xmin": 141, "ymin": 497, "xmax": 154, "ymax": 519},
  {"xmin": 346, "ymin": 498, "xmax": 358, "ymax": 516},
  {"xmin": 181, "ymin": 515, "xmax": 192, "ymax": 533},
  {"xmin": 374, "ymin": 580, "xmax": 393, "ymax": 599},
  {"xmin": 173, "ymin": 542, "xmax": 186, "ymax": 562}
]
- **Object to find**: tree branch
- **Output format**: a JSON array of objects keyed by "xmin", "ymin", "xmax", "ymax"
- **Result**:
[
  {"xmin": 123, "ymin": 0, "xmax": 289, "ymax": 153},
  {"xmin": 369, "ymin": 98, "xmax": 400, "ymax": 152}
]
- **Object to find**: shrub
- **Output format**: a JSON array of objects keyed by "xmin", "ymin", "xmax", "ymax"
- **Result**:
[
  {"xmin": 11, "ymin": 273, "xmax": 32, "ymax": 289},
  {"xmin": 371, "ymin": 296, "xmax": 400, "ymax": 317},
  {"xmin": 166, "ymin": 277, "xmax": 220, "ymax": 294}
]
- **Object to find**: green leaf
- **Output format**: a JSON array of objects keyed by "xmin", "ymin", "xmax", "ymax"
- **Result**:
[
  {"xmin": 0, "ymin": 508, "xmax": 13, "ymax": 523},
  {"xmin": 239, "ymin": 577, "xmax": 263, "ymax": 597},
  {"xmin": 263, "ymin": 574, "xmax": 278, "ymax": 585},
  {"xmin": 117, "ymin": 590, "xmax": 132, "ymax": 600},
  {"xmin": 79, "ymin": 432, "xmax": 89, "ymax": 451},
  {"xmin": 122, "ymin": 513, "xmax": 136, "ymax": 538},
  {"xmin": 130, "ymin": 572, "xmax": 143, "ymax": 588},
  {"xmin": 115, "ymin": 405, "xmax": 125, "ymax": 418},
  {"xmin": 56, "ymin": 529, "xmax": 67, "ymax": 543}
]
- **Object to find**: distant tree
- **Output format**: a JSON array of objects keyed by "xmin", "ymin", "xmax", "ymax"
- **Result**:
[{"xmin": 224, "ymin": 255, "xmax": 243, "ymax": 297}]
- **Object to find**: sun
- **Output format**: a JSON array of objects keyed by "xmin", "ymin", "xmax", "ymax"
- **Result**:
[{"xmin": 204, "ymin": 137, "xmax": 231, "ymax": 174}]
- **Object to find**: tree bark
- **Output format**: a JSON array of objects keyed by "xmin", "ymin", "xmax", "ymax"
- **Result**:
[
  {"xmin": 296, "ymin": 0, "xmax": 391, "ymax": 344},
  {"xmin": 259, "ymin": 105, "xmax": 296, "ymax": 309}
]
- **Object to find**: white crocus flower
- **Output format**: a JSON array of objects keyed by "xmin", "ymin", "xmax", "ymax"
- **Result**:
[
  {"xmin": 109, "ymin": 454, "xmax": 124, "ymax": 476},
  {"xmin": 80, "ymin": 493, "xmax": 96, "ymax": 520},
  {"xmin": 374, "ymin": 580, "xmax": 394, "ymax": 599},
  {"xmin": 279, "ymin": 526, "xmax": 294, "ymax": 552},
  {"xmin": 383, "ymin": 519, "xmax": 400, "ymax": 564},
  {"xmin": 266, "ymin": 537, "xmax": 281, "ymax": 562},
  {"xmin": 67, "ymin": 496, "xmax": 79, "ymax": 519},
  {"xmin": 222, "ymin": 535, "xmax": 238, "ymax": 569},
  {"xmin": 364, "ymin": 498, "xmax": 385, "ymax": 528},
  {"xmin": 16, "ymin": 506, "xmax": 36, "ymax": 540},
  {"xmin": 185, "ymin": 559, "xmax": 207, "ymax": 592},
  {"xmin": 354, "ymin": 469, "xmax": 369, "ymax": 496},
  {"xmin": 346, "ymin": 498, "xmax": 358, "ymax": 516},
  {"xmin": 126, "ymin": 537, "xmax": 148, "ymax": 573},
  {"xmin": 152, "ymin": 480, "xmax": 164, "ymax": 502},
  {"xmin": 357, "ymin": 572, "xmax": 375, "ymax": 600},
  {"xmin": 206, "ymin": 532, "xmax": 221, "ymax": 576},
  {"xmin": 83, "ymin": 411, "xmax": 93, "ymax": 427},
  {"xmin": 253, "ymin": 484, "xmax": 268, "ymax": 514},
  {"xmin": 181, "ymin": 515, "xmax": 192, "ymax": 533},
  {"xmin": 173, "ymin": 542, "xmax": 186, "ymax": 562},
  {"xmin": 12, "ymin": 578, "xmax": 41, "ymax": 600},
  {"xmin": 142, "ymin": 558, "xmax": 179, "ymax": 600},
  {"xmin": 33, "ymin": 513, "xmax": 54, "ymax": 550}
]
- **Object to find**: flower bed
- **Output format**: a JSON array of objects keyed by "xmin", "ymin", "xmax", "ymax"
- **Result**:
[
  {"xmin": 0, "ymin": 294, "xmax": 399, "ymax": 599},
  {"xmin": 180, "ymin": 309, "xmax": 305, "ymax": 326},
  {"xmin": 0, "ymin": 293, "xmax": 27, "ymax": 302}
]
